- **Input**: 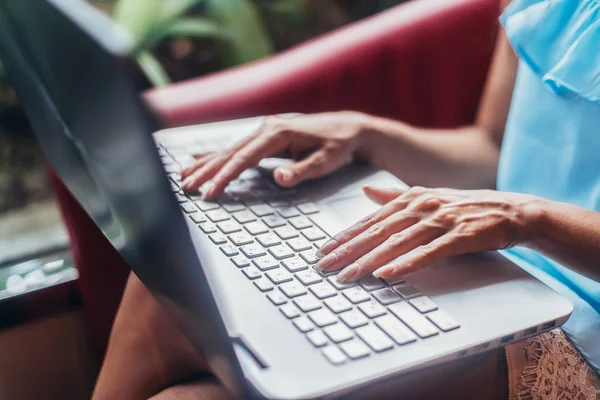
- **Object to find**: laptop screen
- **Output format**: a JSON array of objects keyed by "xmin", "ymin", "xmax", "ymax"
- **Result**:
[{"xmin": 0, "ymin": 0, "xmax": 247, "ymax": 395}]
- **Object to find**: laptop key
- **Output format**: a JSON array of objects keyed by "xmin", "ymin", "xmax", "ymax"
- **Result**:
[
  {"xmin": 206, "ymin": 209, "xmax": 230, "ymax": 222},
  {"xmin": 245, "ymin": 221, "xmax": 269, "ymax": 236},
  {"xmin": 242, "ymin": 266, "xmax": 261, "ymax": 280},
  {"xmin": 231, "ymin": 255, "xmax": 250, "ymax": 268},
  {"xmin": 253, "ymin": 257, "xmax": 280, "ymax": 272},
  {"xmin": 389, "ymin": 302, "xmax": 439, "ymax": 338},
  {"xmin": 240, "ymin": 244, "xmax": 267, "ymax": 258},
  {"xmin": 374, "ymin": 315, "xmax": 417, "ymax": 345},
  {"xmin": 359, "ymin": 276, "xmax": 385, "ymax": 291},
  {"xmin": 254, "ymin": 278, "xmax": 274, "ymax": 292},
  {"xmin": 175, "ymin": 193, "xmax": 188, "ymax": 203},
  {"xmin": 280, "ymin": 303, "xmax": 301, "ymax": 319},
  {"xmin": 300, "ymin": 250, "xmax": 320, "ymax": 264},
  {"xmin": 294, "ymin": 294, "xmax": 322, "ymax": 312},
  {"xmin": 301, "ymin": 227, "xmax": 326, "ymax": 241},
  {"xmin": 382, "ymin": 276, "xmax": 405, "ymax": 286},
  {"xmin": 328, "ymin": 275, "xmax": 356, "ymax": 290},
  {"xmin": 220, "ymin": 244, "xmax": 239, "ymax": 257},
  {"xmin": 266, "ymin": 269, "xmax": 293, "ymax": 284},
  {"xmin": 307, "ymin": 330, "xmax": 328, "ymax": 348},
  {"xmin": 256, "ymin": 233, "xmax": 281, "ymax": 248},
  {"xmin": 293, "ymin": 317, "xmax": 314, "ymax": 333},
  {"xmin": 181, "ymin": 203, "xmax": 197, "ymax": 213},
  {"xmin": 196, "ymin": 200, "xmax": 220, "ymax": 212},
  {"xmin": 324, "ymin": 296, "xmax": 352, "ymax": 314},
  {"xmin": 274, "ymin": 226, "xmax": 299, "ymax": 240},
  {"xmin": 289, "ymin": 216, "xmax": 312, "ymax": 230},
  {"xmin": 189, "ymin": 213, "xmax": 207, "ymax": 224},
  {"xmin": 208, "ymin": 233, "xmax": 227, "ymax": 245},
  {"xmin": 268, "ymin": 245, "xmax": 295, "ymax": 260},
  {"xmin": 262, "ymin": 215, "xmax": 286, "ymax": 228},
  {"xmin": 199, "ymin": 222, "xmax": 217, "ymax": 234},
  {"xmin": 217, "ymin": 221, "xmax": 242, "ymax": 234},
  {"xmin": 339, "ymin": 340, "xmax": 370, "ymax": 360},
  {"xmin": 295, "ymin": 269, "xmax": 322, "ymax": 286},
  {"xmin": 340, "ymin": 310, "xmax": 369, "ymax": 329},
  {"xmin": 220, "ymin": 201, "xmax": 246, "ymax": 213},
  {"xmin": 280, "ymin": 281, "xmax": 308, "ymax": 298},
  {"xmin": 322, "ymin": 346, "xmax": 348, "ymax": 365},
  {"xmin": 409, "ymin": 296, "xmax": 438, "ymax": 313},
  {"xmin": 324, "ymin": 324, "xmax": 353, "ymax": 343},
  {"xmin": 297, "ymin": 202, "xmax": 319, "ymax": 215},
  {"xmin": 392, "ymin": 284, "xmax": 421, "ymax": 299},
  {"xmin": 281, "ymin": 257, "xmax": 309, "ymax": 273},
  {"xmin": 356, "ymin": 325, "xmax": 394, "ymax": 352},
  {"xmin": 232, "ymin": 210, "xmax": 257, "ymax": 224},
  {"xmin": 250, "ymin": 204, "xmax": 275, "ymax": 217},
  {"xmin": 427, "ymin": 310, "xmax": 460, "ymax": 332},
  {"xmin": 267, "ymin": 289, "xmax": 287, "ymax": 306},
  {"xmin": 287, "ymin": 237, "xmax": 312, "ymax": 252},
  {"xmin": 228, "ymin": 232, "xmax": 253, "ymax": 246},
  {"xmin": 358, "ymin": 300, "xmax": 387, "ymax": 318},
  {"xmin": 314, "ymin": 239, "xmax": 327, "ymax": 250},
  {"xmin": 372, "ymin": 288, "xmax": 401, "ymax": 305},
  {"xmin": 342, "ymin": 287, "xmax": 370, "ymax": 304},
  {"xmin": 276, "ymin": 206, "xmax": 300, "ymax": 219},
  {"xmin": 309, "ymin": 281, "xmax": 337, "ymax": 299},
  {"xmin": 308, "ymin": 308, "xmax": 337, "ymax": 327}
]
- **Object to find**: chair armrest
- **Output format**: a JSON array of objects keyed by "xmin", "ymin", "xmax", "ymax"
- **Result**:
[{"xmin": 145, "ymin": 0, "xmax": 499, "ymax": 128}]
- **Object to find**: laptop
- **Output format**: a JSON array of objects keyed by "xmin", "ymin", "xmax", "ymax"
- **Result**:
[{"xmin": 0, "ymin": 0, "xmax": 572, "ymax": 398}]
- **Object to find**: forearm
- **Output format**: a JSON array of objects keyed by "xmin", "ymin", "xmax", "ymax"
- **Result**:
[
  {"xmin": 524, "ymin": 199, "xmax": 600, "ymax": 283},
  {"xmin": 358, "ymin": 115, "xmax": 501, "ymax": 189}
]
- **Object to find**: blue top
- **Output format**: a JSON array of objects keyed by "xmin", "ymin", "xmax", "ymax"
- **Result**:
[{"xmin": 498, "ymin": 0, "xmax": 600, "ymax": 372}]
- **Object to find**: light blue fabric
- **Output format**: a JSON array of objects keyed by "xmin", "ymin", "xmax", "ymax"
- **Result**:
[{"xmin": 498, "ymin": 0, "xmax": 600, "ymax": 372}]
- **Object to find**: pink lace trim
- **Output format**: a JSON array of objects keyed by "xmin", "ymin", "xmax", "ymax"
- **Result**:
[{"xmin": 516, "ymin": 329, "xmax": 600, "ymax": 400}]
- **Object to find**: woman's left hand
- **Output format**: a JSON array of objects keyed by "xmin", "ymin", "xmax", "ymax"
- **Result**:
[{"xmin": 316, "ymin": 185, "xmax": 542, "ymax": 282}]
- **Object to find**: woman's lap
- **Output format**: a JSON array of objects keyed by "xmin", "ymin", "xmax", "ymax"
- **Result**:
[{"xmin": 93, "ymin": 273, "xmax": 509, "ymax": 400}]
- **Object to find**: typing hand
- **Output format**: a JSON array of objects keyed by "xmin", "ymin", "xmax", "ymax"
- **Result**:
[
  {"xmin": 316, "ymin": 185, "xmax": 540, "ymax": 282},
  {"xmin": 180, "ymin": 112, "xmax": 370, "ymax": 200}
]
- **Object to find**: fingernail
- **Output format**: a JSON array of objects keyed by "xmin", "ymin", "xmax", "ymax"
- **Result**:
[
  {"xmin": 315, "ymin": 253, "xmax": 338, "ymax": 272},
  {"xmin": 317, "ymin": 240, "xmax": 337, "ymax": 257},
  {"xmin": 201, "ymin": 181, "xmax": 215, "ymax": 200},
  {"xmin": 337, "ymin": 263, "xmax": 359, "ymax": 282},
  {"xmin": 373, "ymin": 266, "xmax": 394, "ymax": 279}
]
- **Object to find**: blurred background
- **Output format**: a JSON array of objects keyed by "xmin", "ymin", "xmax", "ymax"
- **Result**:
[{"xmin": 0, "ymin": 0, "xmax": 408, "ymax": 398}]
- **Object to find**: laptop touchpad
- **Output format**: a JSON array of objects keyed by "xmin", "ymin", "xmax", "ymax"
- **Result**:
[{"xmin": 324, "ymin": 194, "xmax": 379, "ymax": 227}]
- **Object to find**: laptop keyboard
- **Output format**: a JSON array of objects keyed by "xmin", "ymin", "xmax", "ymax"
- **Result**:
[{"xmin": 159, "ymin": 144, "xmax": 460, "ymax": 366}]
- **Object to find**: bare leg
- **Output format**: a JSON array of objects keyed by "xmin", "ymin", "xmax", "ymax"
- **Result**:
[{"xmin": 94, "ymin": 272, "xmax": 506, "ymax": 400}]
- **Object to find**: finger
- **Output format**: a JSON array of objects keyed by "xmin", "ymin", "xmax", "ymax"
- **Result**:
[
  {"xmin": 315, "ymin": 210, "xmax": 420, "ymax": 273},
  {"xmin": 202, "ymin": 133, "xmax": 289, "ymax": 199},
  {"xmin": 336, "ymin": 223, "xmax": 444, "ymax": 282},
  {"xmin": 274, "ymin": 147, "xmax": 350, "ymax": 187},
  {"xmin": 181, "ymin": 154, "xmax": 229, "ymax": 192},
  {"xmin": 362, "ymin": 185, "xmax": 406, "ymax": 205},
  {"xmin": 373, "ymin": 235, "xmax": 456, "ymax": 279},
  {"xmin": 317, "ymin": 196, "xmax": 411, "ymax": 257},
  {"xmin": 180, "ymin": 153, "xmax": 217, "ymax": 178}
]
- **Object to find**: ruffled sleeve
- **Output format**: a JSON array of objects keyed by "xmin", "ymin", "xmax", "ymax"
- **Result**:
[{"xmin": 500, "ymin": 0, "xmax": 600, "ymax": 102}]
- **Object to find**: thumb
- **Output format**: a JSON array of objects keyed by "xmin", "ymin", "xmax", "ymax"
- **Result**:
[{"xmin": 362, "ymin": 185, "xmax": 405, "ymax": 205}]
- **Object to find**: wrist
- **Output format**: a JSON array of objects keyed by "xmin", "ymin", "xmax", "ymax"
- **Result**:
[{"xmin": 518, "ymin": 195, "xmax": 552, "ymax": 247}]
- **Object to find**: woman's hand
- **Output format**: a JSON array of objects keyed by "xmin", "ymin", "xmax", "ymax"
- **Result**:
[
  {"xmin": 316, "ymin": 185, "xmax": 542, "ymax": 282},
  {"xmin": 180, "ymin": 112, "xmax": 371, "ymax": 199}
]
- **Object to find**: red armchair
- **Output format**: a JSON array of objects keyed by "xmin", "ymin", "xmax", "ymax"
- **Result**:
[{"xmin": 50, "ymin": 0, "xmax": 499, "ymax": 362}]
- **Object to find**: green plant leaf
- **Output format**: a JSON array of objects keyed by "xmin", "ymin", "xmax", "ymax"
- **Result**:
[
  {"xmin": 142, "ymin": 17, "xmax": 228, "ymax": 50},
  {"xmin": 136, "ymin": 51, "xmax": 171, "ymax": 87},
  {"xmin": 113, "ymin": 0, "xmax": 163, "ymax": 46},
  {"xmin": 206, "ymin": 0, "xmax": 273, "ymax": 66}
]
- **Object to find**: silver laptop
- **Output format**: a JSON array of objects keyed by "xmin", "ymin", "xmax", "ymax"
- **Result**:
[{"xmin": 0, "ymin": 0, "xmax": 572, "ymax": 398}]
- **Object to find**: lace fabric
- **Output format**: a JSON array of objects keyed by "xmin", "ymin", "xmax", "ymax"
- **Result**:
[{"xmin": 508, "ymin": 329, "xmax": 600, "ymax": 400}]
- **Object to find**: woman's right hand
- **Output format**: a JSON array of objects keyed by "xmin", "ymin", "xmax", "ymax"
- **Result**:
[{"xmin": 180, "ymin": 111, "xmax": 373, "ymax": 200}]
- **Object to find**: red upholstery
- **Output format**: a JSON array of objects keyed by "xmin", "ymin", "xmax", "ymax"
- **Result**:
[{"xmin": 51, "ymin": 0, "xmax": 499, "ymax": 360}]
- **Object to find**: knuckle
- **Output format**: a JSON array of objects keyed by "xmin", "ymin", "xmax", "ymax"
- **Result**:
[
  {"xmin": 336, "ymin": 245, "xmax": 351, "ymax": 258},
  {"xmin": 386, "ymin": 232, "xmax": 405, "ymax": 247},
  {"xmin": 366, "ymin": 223, "xmax": 387, "ymax": 241}
]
